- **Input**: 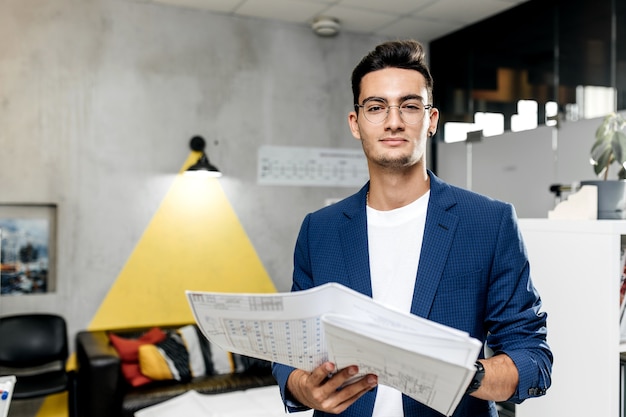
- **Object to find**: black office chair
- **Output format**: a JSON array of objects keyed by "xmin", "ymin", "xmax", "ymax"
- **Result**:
[{"xmin": 0, "ymin": 313, "xmax": 76, "ymax": 416}]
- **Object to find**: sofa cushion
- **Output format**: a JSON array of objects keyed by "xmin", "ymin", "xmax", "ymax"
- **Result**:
[
  {"xmin": 109, "ymin": 325, "xmax": 268, "ymax": 389},
  {"xmin": 139, "ymin": 332, "xmax": 191, "ymax": 382},
  {"xmin": 109, "ymin": 327, "xmax": 168, "ymax": 362},
  {"xmin": 121, "ymin": 362, "xmax": 154, "ymax": 387},
  {"xmin": 110, "ymin": 325, "xmax": 222, "ymax": 386},
  {"xmin": 138, "ymin": 324, "xmax": 215, "ymax": 383},
  {"xmin": 177, "ymin": 324, "xmax": 209, "ymax": 377},
  {"xmin": 109, "ymin": 327, "xmax": 169, "ymax": 387}
]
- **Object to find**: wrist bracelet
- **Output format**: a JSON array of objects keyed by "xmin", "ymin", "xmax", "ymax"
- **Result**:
[{"xmin": 466, "ymin": 361, "xmax": 485, "ymax": 394}]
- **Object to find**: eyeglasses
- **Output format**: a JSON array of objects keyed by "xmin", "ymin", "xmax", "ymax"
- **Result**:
[{"xmin": 354, "ymin": 99, "xmax": 432, "ymax": 125}]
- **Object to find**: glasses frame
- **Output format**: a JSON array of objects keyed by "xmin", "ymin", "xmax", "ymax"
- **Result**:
[{"xmin": 354, "ymin": 100, "xmax": 433, "ymax": 125}]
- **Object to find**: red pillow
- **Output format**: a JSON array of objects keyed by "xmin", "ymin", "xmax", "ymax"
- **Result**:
[
  {"xmin": 121, "ymin": 362, "xmax": 153, "ymax": 387},
  {"xmin": 109, "ymin": 327, "xmax": 167, "ymax": 362}
]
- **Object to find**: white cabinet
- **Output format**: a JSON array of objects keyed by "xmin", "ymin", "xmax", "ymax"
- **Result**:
[{"xmin": 516, "ymin": 219, "xmax": 626, "ymax": 417}]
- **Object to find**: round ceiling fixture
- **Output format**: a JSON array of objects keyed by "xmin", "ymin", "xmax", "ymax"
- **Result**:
[{"xmin": 311, "ymin": 16, "xmax": 341, "ymax": 37}]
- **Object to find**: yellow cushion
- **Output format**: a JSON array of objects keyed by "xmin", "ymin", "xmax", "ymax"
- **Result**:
[{"xmin": 138, "ymin": 344, "xmax": 174, "ymax": 380}]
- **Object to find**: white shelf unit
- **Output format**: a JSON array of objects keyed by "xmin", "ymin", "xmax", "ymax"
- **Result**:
[{"xmin": 515, "ymin": 219, "xmax": 626, "ymax": 417}]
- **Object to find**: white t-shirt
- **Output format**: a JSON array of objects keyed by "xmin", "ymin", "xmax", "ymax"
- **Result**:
[{"xmin": 367, "ymin": 191, "xmax": 429, "ymax": 417}]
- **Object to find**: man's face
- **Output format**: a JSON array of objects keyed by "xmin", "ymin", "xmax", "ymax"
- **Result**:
[{"xmin": 348, "ymin": 67, "xmax": 439, "ymax": 171}]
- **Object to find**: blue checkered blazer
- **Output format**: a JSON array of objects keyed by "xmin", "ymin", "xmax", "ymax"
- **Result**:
[{"xmin": 272, "ymin": 170, "xmax": 552, "ymax": 417}]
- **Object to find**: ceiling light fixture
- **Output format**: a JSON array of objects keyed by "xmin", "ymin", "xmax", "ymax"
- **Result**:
[
  {"xmin": 311, "ymin": 16, "xmax": 340, "ymax": 37},
  {"xmin": 185, "ymin": 135, "xmax": 222, "ymax": 178}
]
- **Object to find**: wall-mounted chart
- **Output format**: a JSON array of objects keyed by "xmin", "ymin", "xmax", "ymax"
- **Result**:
[{"xmin": 258, "ymin": 145, "xmax": 368, "ymax": 187}]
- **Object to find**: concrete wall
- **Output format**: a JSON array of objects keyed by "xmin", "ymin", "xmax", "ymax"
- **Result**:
[{"xmin": 0, "ymin": 0, "xmax": 385, "ymax": 339}]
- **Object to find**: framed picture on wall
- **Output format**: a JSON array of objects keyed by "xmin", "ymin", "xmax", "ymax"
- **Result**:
[{"xmin": 0, "ymin": 204, "xmax": 57, "ymax": 296}]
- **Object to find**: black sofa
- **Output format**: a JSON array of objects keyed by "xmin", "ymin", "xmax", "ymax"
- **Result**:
[{"xmin": 74, "ymin": 325, "xmax": 277, "ymax": 417}]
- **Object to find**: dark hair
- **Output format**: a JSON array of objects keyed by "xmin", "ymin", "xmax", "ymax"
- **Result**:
[{"xmin": 351, "ymin": 39, "xmax": 434, "ymax": 106}]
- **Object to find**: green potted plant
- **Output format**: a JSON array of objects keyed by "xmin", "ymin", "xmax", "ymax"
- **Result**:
[
  {"xmin": 584, "ymin": 112, "xmax": 626, "ymax": 218},
  {"xmin": 590, "ymin": 112, "xmax": 626, "ymax": 180}
]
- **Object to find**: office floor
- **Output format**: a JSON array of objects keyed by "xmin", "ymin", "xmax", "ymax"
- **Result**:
[
  {"xmin": 7, "ymin": 395, "xmax": 64, "ymax": 417},
  {"xmin": 7, "ymin": 400, "xmax": 42, "ymax": 417}
]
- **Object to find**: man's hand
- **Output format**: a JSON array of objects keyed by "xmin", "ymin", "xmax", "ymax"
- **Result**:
[{"xmin": 287, "ymin": 362, "xmax": 378, "ymax": 414}]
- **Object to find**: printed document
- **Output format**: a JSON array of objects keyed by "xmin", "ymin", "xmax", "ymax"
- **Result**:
[{"xmin": 186, "ymin": 283, "xmax": 482, "ymax": 416}]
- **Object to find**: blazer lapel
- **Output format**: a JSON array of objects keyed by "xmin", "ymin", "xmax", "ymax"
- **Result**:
[
  {"xmin": 339, "ymin": 185, "xmax": 373, "ymax": 298},
  {"xmin": 411, "ymin": 172, "xmax": 459, "ymax": 318},
  {"xmin": 334, "ymin": 176, "xmax": 459, "ymax": 316}
]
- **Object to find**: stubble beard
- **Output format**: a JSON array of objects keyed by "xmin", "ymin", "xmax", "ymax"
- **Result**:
[
  {"xmin": 374, "ymin": 145, "xmax": 425, "ymax": 171},
  {"xmin": 361, "ymin": 135, "xmax": 426, "ymax": 171},
  {"xmin": 377, "ymin": 154, "xmax": 415, "ymax": 169}
]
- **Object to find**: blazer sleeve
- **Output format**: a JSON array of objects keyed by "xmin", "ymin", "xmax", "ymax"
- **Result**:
[
  {"xmin": 272, "ymin": 213, "xmax": 315, "ymax": 411},
  {"xmin": 485, "ymin": 204, "xmax": 552, "ymax": 403},
  {"xmin": 272, "ymin": 361, "xmax": 310, "ymax": 412}
]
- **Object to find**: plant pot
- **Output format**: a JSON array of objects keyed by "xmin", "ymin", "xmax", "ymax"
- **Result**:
[{"xmin": 580, "ymin": 180, "xmax": 626, "ymax": 219}]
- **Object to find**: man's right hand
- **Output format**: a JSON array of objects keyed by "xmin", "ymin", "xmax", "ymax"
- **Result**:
[{"xmin": 286, "ymin": 362, "xmax": 378, "ymax": 414}]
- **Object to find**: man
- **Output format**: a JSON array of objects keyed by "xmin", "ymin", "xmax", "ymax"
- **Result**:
[{"xmin": 272, "ymin": 39, "xmax": 552, "ymax": 417}]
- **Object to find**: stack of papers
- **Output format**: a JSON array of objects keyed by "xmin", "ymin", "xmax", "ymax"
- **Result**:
[{"xmin": 186, "ymin": 283, "xmax": 482, "ymax": 416}]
